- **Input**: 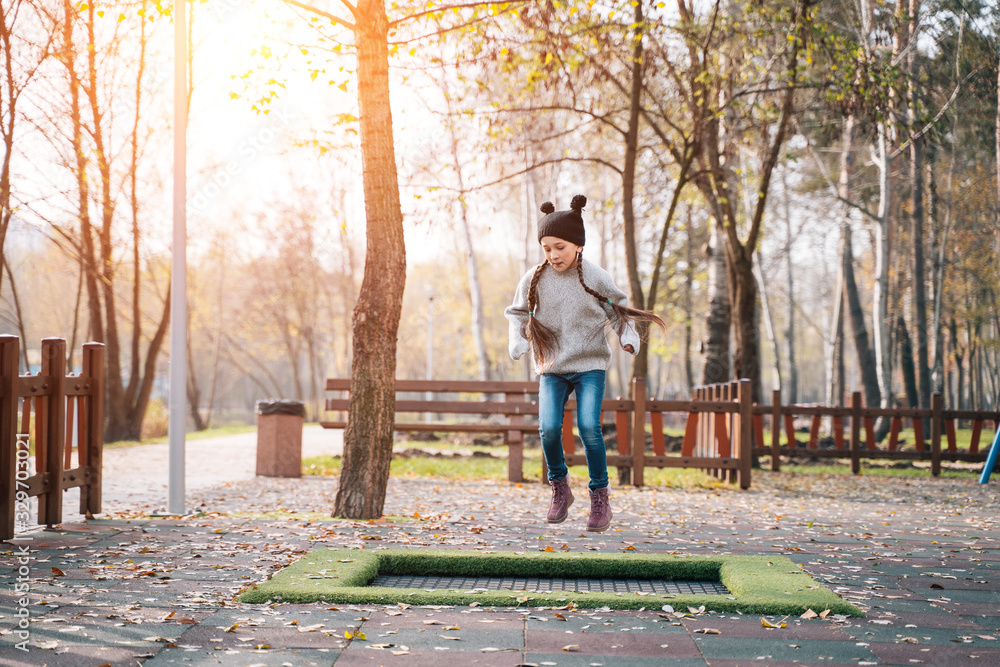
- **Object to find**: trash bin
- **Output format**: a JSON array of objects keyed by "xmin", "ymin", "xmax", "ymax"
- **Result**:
[{"xmin": 255, "ymin": 399, "xmax": 305, "ymax": 478}]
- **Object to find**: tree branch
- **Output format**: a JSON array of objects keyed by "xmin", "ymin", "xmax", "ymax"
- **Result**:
[{"xmin": 283, "ymin": 0, "xmax": 356, "ymax": 31}]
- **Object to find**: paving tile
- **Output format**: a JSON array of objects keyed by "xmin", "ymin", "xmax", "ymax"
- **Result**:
[
  {"xmin": 332, "ymin": 648, "xmax": 524, "ymax": 666},
  {"xmin": 678, "ymin": 616, "xmax": 854, "ymax": 640},
  {"xmin": 143, "ymin": 647, "xmax": 338, "ymax": 666},
  {"xmin": 845, "ymin": 623, "xmax": 996, "ymax": 646},
  {"xmin": 867, "ymin": 640, "xmax": 1000, "ymax": 666},
  {"xmin": 526, "ymin": 613, "xmax": 687, "ymax": 634},
  {"xmin": 704, "ymin": 661, "xmax": 864, "ymax": 667},
  {"xmin": 201, "ymin": 606, "xmax": 364, "ymax": 628},
  {"xmin": 690, "ymin": 636, "xmax": 878, "ymax": 663},
  {"xmin": 175, "ymin": 624, "xmax": 350, "ymax": 650},
  {"xmin": 964, "ymin": 615, "xmax": 1000, "ymax": 631},
  {"xmin": 524, "ymin": 654, "xmax": 707, "ymax": 666},
  {"xmin": 353, "ymin": 627, "xmax": 524, "ymax": 652},
  {"xmin": 527, "ymin": 628, "xmax": 699, "ymax": 658},
  {"xmin": 0, "ymin": 643, "xmax": 156, "ymax": 666},
  {"xmin": 364, "ymin": 609, "xmax": 523, "ymax": 631}
]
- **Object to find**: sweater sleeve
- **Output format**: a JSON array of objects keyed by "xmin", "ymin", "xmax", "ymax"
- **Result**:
[
  {"xmin": 504, "ymin": 272, "xmax": 532, "ymax": 361},
  {"xmin": 602, "ymin": 271, "xmax": 641, "ymax": 356}
]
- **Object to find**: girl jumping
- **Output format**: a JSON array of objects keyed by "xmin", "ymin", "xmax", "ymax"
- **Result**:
[{"xmin": 505, "ymin": 195, "xmax": 664, "ymax": 532}]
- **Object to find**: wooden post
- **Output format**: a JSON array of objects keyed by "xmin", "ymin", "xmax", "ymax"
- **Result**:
[
  {"xmin": 38, "ymin": 338, "xmax": 66, "ymax": 527},
  {"xmin": 771, "ymin": 388, "xmax": 781, "ymax": 471},
  {"xmin": 81, "ymin": 342, "xmax": 104, "ymax": 516},
  {"xmin": 738, "ymin": 379, "xmax": 753, "ymax": 489},
  {"xmin": 931, "ymin": 393, "xmax": 942, "ymax": 477},
  {"xmin": 0, "ymin": 336, "xmax": 19, "ymax": 540},
  {"xmin": 728, "ymin": 381, "xmax": 738, "ymax": 483},
  {"xmin": 850, "ymin": 392, "xmax": 862, "ymax": 474},
  {"xmin": 562, "ymin": 409, "xmax": 574, "ymax": 455},
  {"xmin": 504, "ymin": 391, "xmax": 525, "ymax": 484},
  {"xmin": 630, "ymin": 377, "xmax": 646, "ymax": 487}
]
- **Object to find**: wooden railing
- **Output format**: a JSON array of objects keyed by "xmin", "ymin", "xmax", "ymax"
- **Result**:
[
  {"xmin": 752, "ymin": 389, "xmax": 998, "ymax": 475},
  {"xmin": 1, "ymin": 337, "xmax": 105, "ymax": 540},
  {"xmin": 323, "ymin": 377, "xmax": 754, "ymax": 489}
]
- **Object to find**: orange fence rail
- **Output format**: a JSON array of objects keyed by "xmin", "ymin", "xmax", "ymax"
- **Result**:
[{"xmin": 1, "ymin": 337, "xmax": 105, "ymax": 540}]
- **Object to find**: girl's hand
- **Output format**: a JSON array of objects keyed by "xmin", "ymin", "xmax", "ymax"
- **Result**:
[{"xmin": 622, "ymin": 344, "xmax": 634, "ymax": 353}]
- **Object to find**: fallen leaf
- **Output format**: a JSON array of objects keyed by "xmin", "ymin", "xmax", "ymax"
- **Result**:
[
  {"xmin": 554, "ymin": 613, "xmax": 567, "ymax": 621},
  {"xmin": 562, "ymin": 644, "xmax": 581, "ymax": 651},
  {"xmin": 437, "ymin": 634, "xmax": 461, "ymax": 640},
  {"xmin": 762, "ymin": 619, "xmax": 787, "ymax": 629},
  {"xmin": 297, "ymin": 624, "xmax": 324, "ymax": 633},
  {"xmin": 52, "ymin": 567, "xmax": 65, "ymax": 577},
  {"xmin": 800, "ymin": 609, "xmax": 818, "ymax": 619},
  {"xmin": 423, "ymin": 620, "xmax": 445, "ymax": 625},
  {"xmin": 694, "ymin": 628, "xmax": 722, "ymax": 635}
]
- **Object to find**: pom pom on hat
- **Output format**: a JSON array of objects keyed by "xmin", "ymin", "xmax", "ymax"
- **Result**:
[{"xmin": 537, "ymin": 194, "xmax": 587, "ymax": 246}]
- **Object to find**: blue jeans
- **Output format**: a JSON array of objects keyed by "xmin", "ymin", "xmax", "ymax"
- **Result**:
[{"xmin": 538, "ymin": 370, "xmax": 609, "ymax": 490}]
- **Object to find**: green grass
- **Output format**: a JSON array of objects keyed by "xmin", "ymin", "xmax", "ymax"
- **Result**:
[
  {"xmin": 302, "ymin": 452, "xmax": 724, "ymax": 489},
  {"xmin": 239, "ymin": 548, "xmax": 863, "ymax": 616}
]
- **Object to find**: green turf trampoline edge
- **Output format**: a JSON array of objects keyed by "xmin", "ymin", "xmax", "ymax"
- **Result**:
[{"xmin": 238, "ymin": 548, "xmax": 863, "ymax": 616}]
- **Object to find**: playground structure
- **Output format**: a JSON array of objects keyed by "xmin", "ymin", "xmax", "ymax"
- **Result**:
[{"xmin": 0, "ymin": 337, "xmax": 105, "ymax": 541}]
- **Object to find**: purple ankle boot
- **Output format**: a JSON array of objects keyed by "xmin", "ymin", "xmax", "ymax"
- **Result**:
[
  {"xmin": 546, "ymin": 476, "xmax": 574, "ymax": 523},
  {"xmin": 587, "ymin": 486, "xmax": 612, "ymax": 532}
]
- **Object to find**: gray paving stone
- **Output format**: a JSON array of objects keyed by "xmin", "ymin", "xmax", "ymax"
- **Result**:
[
  {"xmin": 143, "ymin": 647, "xmax": 338, "ymax": 666},
  {"xmin": 867, "ymin": 640, "xmax": 1000, "ymax": 666},
  {"xmin": 524, "ymin": 654, "xmax": 707, "ymax": 667},
  {"xmin": 332, "ymin": 649, "xmax": 524, "ymax": 666},
  {"xmin": 527, "ymin": 627, "xmax": 700, "ymax": 658},
  {"xmin": 690, "ymin": 636, "xmax": 879, "ymax": 663},
  {"xmin": 0, "ymin": 643, "xmax": 156, "ymax": 666}
]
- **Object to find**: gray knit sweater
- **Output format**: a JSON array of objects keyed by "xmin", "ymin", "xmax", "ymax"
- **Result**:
[{"xmin": 505, "ymin": 258, "xmax": 640, "ymax": 374}]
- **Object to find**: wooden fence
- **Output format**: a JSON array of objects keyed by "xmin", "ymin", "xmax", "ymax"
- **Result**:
[
  {"xmin": 324, "ymin": 377, "xmax": 755, "ymax": 489},
  {"xmin": 754, "ymin": 389, "xmax": 998, "ymax": 475},
  {"xmin": 1, "ymin": 337, "xmax": 105, "ymax": 540}
]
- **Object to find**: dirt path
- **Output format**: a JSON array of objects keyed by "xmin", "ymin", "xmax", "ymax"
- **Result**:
[{"xmin": 60, "ymin": 425, "xmax": 342, "ymax": 518}]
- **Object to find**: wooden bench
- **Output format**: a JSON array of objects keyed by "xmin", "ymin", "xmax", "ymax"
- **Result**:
[
  {"xmin": 322, "ymin": 380, "xmax": 541, "ymax": 482},
  {"xmin": 321, "ymin": 379, "xmax": 641, "ymax": 483}
]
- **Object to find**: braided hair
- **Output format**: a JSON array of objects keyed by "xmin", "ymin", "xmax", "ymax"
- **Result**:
[
  {"xmin": 525, "ymin": 261, "xmax": 558, "ymax": 366},
  {"xmin": 525, "ymin": 250, "xmax": 666, "ymax": 366}
]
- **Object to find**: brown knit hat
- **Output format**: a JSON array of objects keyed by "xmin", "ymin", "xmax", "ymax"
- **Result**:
[{"xmin": 537, "ymin": 195, "xmax": 587, "ymax": 246}]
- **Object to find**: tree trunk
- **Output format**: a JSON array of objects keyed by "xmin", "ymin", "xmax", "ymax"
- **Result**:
[
  {"xmin": 333, "ymin": 0, "xmax": 406, "ymax": 520},
  {"xmin": 827, "ymin": 226, "xmax": 846, "ymax": 406},
  {"xmin": 782, "ymin": 169, "xmax": 798, "ymax": 403},
  {"xmin": 996, "ymin": 51, "xmax": 999, "ymax": 229},
  {"xmin": 950, "ymin": 318, "xmax": 965, "ymax": 410},
  {"xmin": 836, "ymin": 115, "xmax": 880, "ymax": 410},
  {"xmin": 843, "ymin": 226, "xmax": 881, "ymax": 408},
  {"xmin": 727, "ymin": 245, "xmax": 761, "ymax": 400},
  {"xmin": 702, "ymin": 219, "xmax": 730, "ymax": 385},
  {"xmin": 754, "ymin": 259, "xmax": 781, "ymax": 392},
  {"xmin": 683, "ymin": 212, "xmax": 695, "ymax": 392},
  {"xmin": 872, "ymin": 122, "xmax": 893, "ymax": 436},
  {"xmin": 622, "ymin": 0, "xmax": 646, "ymax": 381},
  {"xmin": 898, "ymin": 315, "xmax": 919, "ymax": 409}
]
